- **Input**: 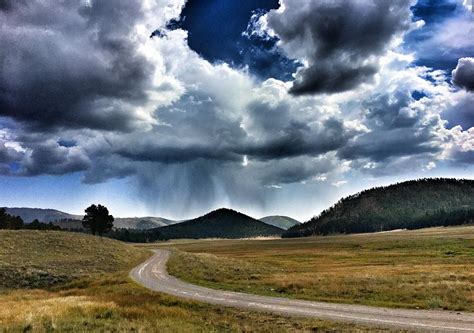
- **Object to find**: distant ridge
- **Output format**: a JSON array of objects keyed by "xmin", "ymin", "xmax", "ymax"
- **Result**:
[
  {"xmin": 2, "ymin": 207, "xmax": 177, "ymax": 230},
  {"xmin": 157, "ymin": 208, "xmax": 283, "ymax": 239},
  {"xmin": 114, "ymin": 217, "xmax": 177, "ymax": 229},
  {"xmin": 284, "ymin": 178, "xmax": 474, "ymax": 238},
  {"xmin": 260, "ymin": 216, "xmax": 300, "ymax": 230},
  {"xmin": 4, "ymin": 208, "xmax": 82, "ymax": 223}
]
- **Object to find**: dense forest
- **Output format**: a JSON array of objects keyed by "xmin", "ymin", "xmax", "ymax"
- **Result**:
[
  {"xmin": 283, "ymin": 178, "xmax": 474, "ymax": 238},
  {"xmin": 156, "ymin": 208, "xmax": 283, "ymax": 239}
]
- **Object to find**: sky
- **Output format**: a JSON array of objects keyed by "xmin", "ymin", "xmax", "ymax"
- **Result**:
[{"xmin": 0, "ymin": 0, "xmax": 473, "ymax": 221}]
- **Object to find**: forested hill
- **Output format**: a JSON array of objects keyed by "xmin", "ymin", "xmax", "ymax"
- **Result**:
[
  {"xmin": 157, "ymin": 208, "xmax": 283, "ymax": 239},
  {"xmin": 283, "ymin": 178, "xmax": 474, "ymax": 238}
]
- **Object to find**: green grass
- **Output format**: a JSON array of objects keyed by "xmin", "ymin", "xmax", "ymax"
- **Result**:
[
  {"xmin": 0, "ymin": 230, "xmax": 386, "ymax": 332},
  {"xmin": 161, "ymin": 226, "xmax": 474, "ymax": 312}
]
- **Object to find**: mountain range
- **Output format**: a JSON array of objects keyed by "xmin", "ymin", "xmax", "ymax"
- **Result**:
[{"xmin": 2, "ymin": 207, "xmax": 296, "ymax": 233}]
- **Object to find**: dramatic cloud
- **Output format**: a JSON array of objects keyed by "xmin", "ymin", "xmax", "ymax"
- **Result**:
[
  {"xmin": 452, "ymin": 57, "xmax": 474, "ymax": 91},
  {"xmin": 0, "ymin": 0, "xmax": 184, "ymax": 131},
  {"xmin": 0, "ymin": 0, "xmax": 472, "ymax": 218},
  {"xmin": 442, "ymin": 91, "xmax": 474, "ymax": 129},
  {"xmin": 261, "ymin": 0, "xmax": 417, "ymax": 94}
]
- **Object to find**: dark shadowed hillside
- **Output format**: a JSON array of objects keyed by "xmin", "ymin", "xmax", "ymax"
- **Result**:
[
  {"xmin": 157, "ymin": 208, "xmax": 283, "ymax": 239},
  {"xmin": 260, "ymin": 216, "xmax": 300, "ymax": 230},
  {"xmin": 283, "ymin": 178, "xmax": 474, "ymax": 238}
]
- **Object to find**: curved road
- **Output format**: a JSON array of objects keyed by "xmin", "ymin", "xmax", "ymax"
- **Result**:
[{"xmin": 130, "ymin": 250, "xmax": 474, "ymax": 332}]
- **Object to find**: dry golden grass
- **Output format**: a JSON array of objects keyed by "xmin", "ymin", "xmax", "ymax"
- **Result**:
[
  {"xmin": 0, "ymin": 291, "xmax": 116, "ymax": 330},
  {"xmin": 162, "ymin": 225, "xmax": 474, "ymax": 311},
  {"xmin": 0, "ymin": 230, "xmax": 387, "ymax": 332},
  {"xmin": 0, "ymin": 230, "xmax": 149, "ymax": 289},
  {"xmin": 0, "ymin": 273, "xmax": 389, "ymax": 332}
]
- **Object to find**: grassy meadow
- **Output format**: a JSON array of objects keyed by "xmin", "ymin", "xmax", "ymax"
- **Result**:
[
  {"xmin": 160, "ymin": 226, "xmax": 474, "ymax": 312},
  {"xmin": 0, "ymin": 230, "xmax": 383, "ymax": 332},
  {"xmin": 0, "ymin": 230, "xmax": 150, "ymax": 290}
]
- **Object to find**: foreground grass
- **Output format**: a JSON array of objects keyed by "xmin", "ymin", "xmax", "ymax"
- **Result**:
[
  {"xmin": 0, "ymin": 274, "xmax": 391, "ymax": 332},
  {"xmin": 162, "ymin": 226, "xmax": 474, "ymax": 312},
  {"xmin": 0, "ymin": 230, "xmax": 384, "ymax": 332}
]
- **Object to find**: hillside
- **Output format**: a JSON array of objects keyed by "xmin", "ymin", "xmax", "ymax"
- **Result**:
[
  {"xmin": 284, "ymin": 178, "xmax": 474, "ymax": 238},
  {"xmin": 4, "ymin": 208, "xmax": 81, "ymax": 223},
  {"xmin": 260, "ymin": 216, "xmax": 300, "ymax": 230},
  {"xmin": 114, "ymin": 217, "xmax": 177, "ymax": 229},
  {"xmin": 51, "ymin": 219, "xmax": 84, "ymax": 230},
  {"xmin": 157, "ymin": 208, "xmax": 283, "ymax": 239},
  {"xmin": 0, "ymin": 230, "xmax": 148, "ymax": 289}
]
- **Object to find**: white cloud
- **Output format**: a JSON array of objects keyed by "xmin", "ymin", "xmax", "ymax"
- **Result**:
[{"xmin": 0, "ymin": 0, "xmax": 471, "ymax": 217}]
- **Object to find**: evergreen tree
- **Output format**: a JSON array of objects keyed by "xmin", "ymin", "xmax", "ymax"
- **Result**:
[{"xmin": 82, "ymin": 204, "xmax": 114, "ymax": 236}]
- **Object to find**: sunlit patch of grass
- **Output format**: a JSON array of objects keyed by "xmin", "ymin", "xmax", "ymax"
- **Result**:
[
  {"xmin": 0, "ymin": 291, "xmax": 117, "ymax": 331},
  {"xmin": 164, "ymin": 225, "xmax": 474, "ymax": 311}
]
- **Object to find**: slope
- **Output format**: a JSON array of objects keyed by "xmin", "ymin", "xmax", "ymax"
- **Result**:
[
  {"xmin": 157, "ymin": 208, "xmax": 283, "ymax": 239},
  {"xmin": 284, "ymin": 178, "xmax": 474, "ymax": 238},
  {"xmin": 0, "ymin": 230, "xmax": 148, "ymax": 289},
  {"xmin": 114, "ymin": 217, "xmax": 177, "ymax": 229},
  {"xmin": 260, "ymin": 215, "xmax": 300, "ymax": 229},
  {"xmin": 4, "ymin": 207, "xmax": 82, "ymax": 223}
]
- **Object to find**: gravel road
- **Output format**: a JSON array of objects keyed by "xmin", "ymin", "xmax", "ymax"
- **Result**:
[{"xmin": 130, "ymin": 250, "xmax": 474, "ymax": 332}]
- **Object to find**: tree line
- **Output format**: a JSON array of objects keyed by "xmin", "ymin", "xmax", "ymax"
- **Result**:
[{"xmin": 0, "ymin": 205, "xmax": 167, "ymax": 243}]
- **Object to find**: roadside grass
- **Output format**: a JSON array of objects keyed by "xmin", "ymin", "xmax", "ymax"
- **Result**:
[
  {"xmin": 0, "ymin": 274, "xmax": 391, "ymax": 332},
  {"xmin": 0, "ymin": 230, "xmax": 149, "ymax": 289},
  {"xmin": 161, "ymin": 226, "xmax": 474, "ymax": 312},
  {"xmin": 0, "ymin": 230, "xmax": 388, "ymax": 332}
]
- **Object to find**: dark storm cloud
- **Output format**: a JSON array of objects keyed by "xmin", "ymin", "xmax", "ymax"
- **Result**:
[
  {"xmin": 449, "ymin": 147, "xmax": 474, "ymax": 164},
  {"xmin": 0, "ymin": 142, "xmax": 20, "ymax": 165},
  {"xmin": 253, "ymin": 156, "xmax": 337, "ymax": 185},
  {"xmin": 364, "ymin": 92, "xmax": 418, "ymax": 130},
  {"xmin": 338, "ymin": 88, "xmax": 445, "ymax": 164},
  {"xmin": 452, "ymin": 57, "xmax": 474, "ymax": 92},
  {"xmin": 116, "ymin": 143, "xmax": 241, "ymax": 164},
  {"xmin": 219, "ymin": 99, "xmax": 355, "ymax": 161},
  {"xmin": 264, "ymin": 0, "xmax": 415, "ymax": 94},
  {"xmin": 290, "ymin": 63, "xmax": 378, "ymax": 95},
  {"xmin": 0, "ymin": 0, "xmax": 155, "ymax": 131},
  {"xmin": 442, "ymin": 93, "xmax": 474, "ymax": 129},
  {"xmin": 338, "ymin": 127, "xmax": 442, "ymax": 162},
  {"xmin": 240, "ymin": 117, "xmax": 350, "ymax": 160},
  {"xmin": 20, "ymin": 141, "xmax": 91, "ymax": 176},
  {"xmin": 112, "ymin": 96, "xmax": 351, "ymax": 165}
]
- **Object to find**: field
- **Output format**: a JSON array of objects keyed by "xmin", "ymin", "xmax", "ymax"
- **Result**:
[
  {"xmin": 160, "ymin": 226, "xmax": 474, "ymax": 312},
  {"xmin": 0, "ymin": 230, "xmax": 149, "ymax": 290},
  {"xmin": 0, "ymin": 230, "xmax": 383, "ymax": 332}
]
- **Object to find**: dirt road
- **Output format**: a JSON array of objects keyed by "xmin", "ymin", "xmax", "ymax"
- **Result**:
[{"xmin": 130, "ymin": 250, "xmax": 474, "ymax": 332}]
